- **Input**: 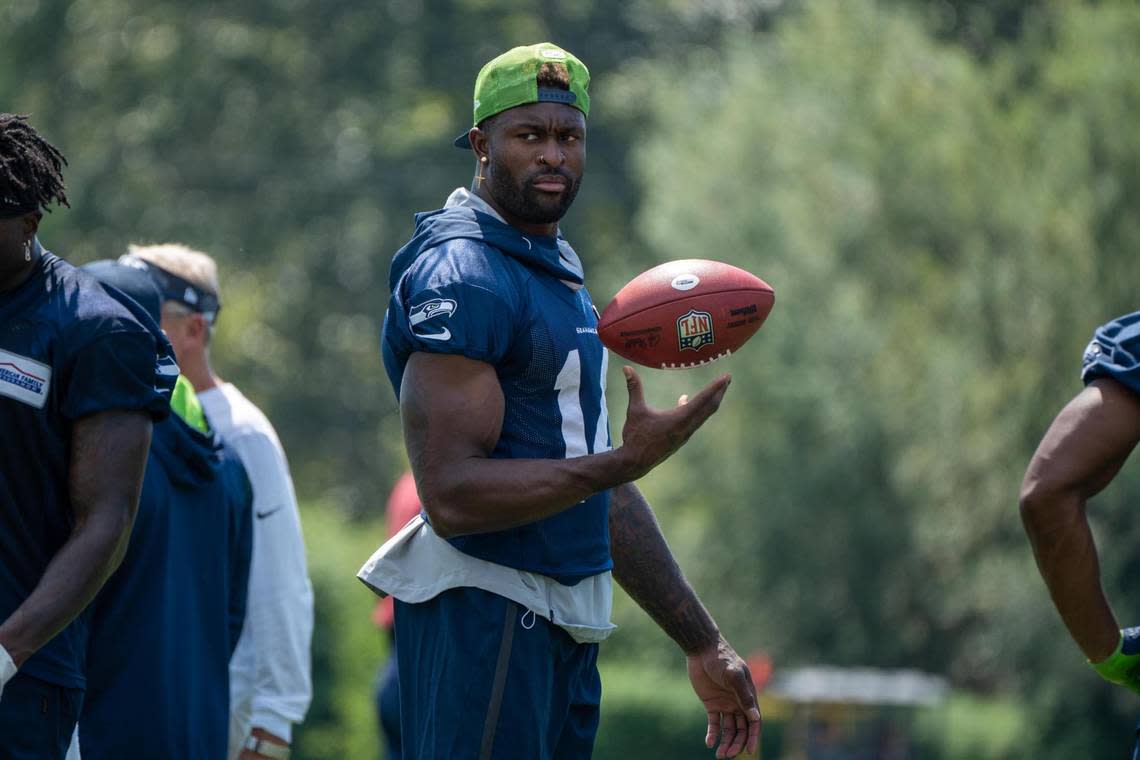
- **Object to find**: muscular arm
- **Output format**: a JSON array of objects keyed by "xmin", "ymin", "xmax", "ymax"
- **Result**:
[
  {"xmin": 0, "ymin": 410, "xmax": 151, "ymax": 665},
  {"xmin": 609, "ymin": 482, "xmax": 760, "ymax": 758},
  {"xmin": 400, "ymin": 352, "xmax": 728, "ymax": 538},
  {"xmin": 1020, "ymin": 378, "xmax": 1140, "ymax": 661},
  {"xmin": 609, "ymin": 482, "xmax": 718, "ymax": 652}
]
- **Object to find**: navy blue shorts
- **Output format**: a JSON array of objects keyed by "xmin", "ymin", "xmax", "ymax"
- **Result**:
[
  {"xmin": 394, "ymin": 587, "xmax": 601, "ymax": 760},
  {"xmin": 0, "ymin": 673, "xmax": 83, "ymax": 760}
]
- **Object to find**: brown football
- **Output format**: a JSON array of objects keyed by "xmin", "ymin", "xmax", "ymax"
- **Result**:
[{"xmin": 597, "ymin": 259, "xmax": 775, "ymax": 369}]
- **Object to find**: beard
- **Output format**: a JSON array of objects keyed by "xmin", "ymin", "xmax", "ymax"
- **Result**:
[{"xmin": 487, "ymin": 156, "xmax": 581, "ymax": 225}]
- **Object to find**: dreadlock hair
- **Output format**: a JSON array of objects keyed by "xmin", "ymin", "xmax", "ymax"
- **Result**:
[{"xmin": 0, "ymin": 114, "xmax": 69, "ymax": 214}]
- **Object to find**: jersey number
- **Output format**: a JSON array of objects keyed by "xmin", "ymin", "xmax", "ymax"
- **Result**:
[{"xmin": 554, "ymin": 349, "xmax": 610, "ymax": 457}]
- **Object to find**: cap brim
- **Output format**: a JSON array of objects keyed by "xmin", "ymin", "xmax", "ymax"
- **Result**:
[{"xmin": 453, "ymin": 130, "xmax": 473, "ymax": 149}]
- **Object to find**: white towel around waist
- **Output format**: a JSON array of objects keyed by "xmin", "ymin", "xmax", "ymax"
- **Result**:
[{"xmin": 357, "ymin": 514, "xmax": 616, "ymax": 644}]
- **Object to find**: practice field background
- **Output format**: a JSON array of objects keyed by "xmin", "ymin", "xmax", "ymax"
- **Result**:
[{"xmin": 5, "ymin": 1, "xmax": 1140, "ymax": 757}]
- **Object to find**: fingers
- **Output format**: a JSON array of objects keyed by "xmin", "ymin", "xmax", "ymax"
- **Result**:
[
  {"xmin": 712, "ymin": 711, "xmax": 756, "ymax": 759},
  {"xmin": 746, "ymin": 710, "xmax": 761, "ymax": 756},
  {"xmin": 679, "ymin": 373, "xmax": 731, "ymax": 413},
  {"xmin": 733, "ymin": 711, "xmax": 749, "ymax": 756},
  {"xmin": 623, "ymin": 366, "xmax": 645, "ymax": 409},
  {"xmin": 676, "ymin": 374, "xmax": 731, "ymax": 434},
  {"xmin": 724, "ymin": 663, "xmax": 761, "ymax": 757},
  {"xmin": 714, "ymin": 712, "xmax": 745, "ymax": 759},
  {"xmin": 705, "ymin": 710, "xmax": 720, "ymax": 749},
  {"xmin": 716, "ymin": 715, "xmax": 737, "ymax": 759}
]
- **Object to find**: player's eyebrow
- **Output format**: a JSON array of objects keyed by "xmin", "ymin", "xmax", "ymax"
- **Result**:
[
  {"xmin": 503, "ymin": 115, "xmax": 585, "ymax": 133},
  {"xmin": 507, "ymin": 119, "xmax": 551, "ymax": 131}
]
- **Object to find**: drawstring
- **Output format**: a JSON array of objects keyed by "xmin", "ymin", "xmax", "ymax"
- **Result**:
[{"xmin": 520, "ymin": 609, "xmax": 536, "ymax": 630}]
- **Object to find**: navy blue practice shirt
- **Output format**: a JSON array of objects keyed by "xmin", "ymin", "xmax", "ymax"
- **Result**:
[
  {"xmin": 0, "ymin": 248, "xmax": 175, "ymax": 689},
  {"xmin": 382, "ymin": 201, "xmax": 613, "ymax": 585},
  {"xmin": 1082, "ymin": 310, "xmax": 1140, "ymax": 396}
]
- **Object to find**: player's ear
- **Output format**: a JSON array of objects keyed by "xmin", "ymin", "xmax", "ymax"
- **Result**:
[
  {"xmin": 470, "ymin": 127, "xmax": 490, "ymax": 163},
  {"xmin": 189, "ymin": 313, "xmax": 209, "ymax": 343},
  {"xmin": 21, "ymin": 211, "xmax": 41, "ymax": 237}
]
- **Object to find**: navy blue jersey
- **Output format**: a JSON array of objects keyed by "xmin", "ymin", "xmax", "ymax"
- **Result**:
[
  {"xmin": 1082, "ymin": 310, "xmax": 1140, "ymax": 396},
  {"xmin": 80, "ymin": 415, "xmax": 252, "ymax": 758},
  {"xmin": 382, "ymin": 197, "xmax": 612, "ymax": 585},
  {"xmin": 0, "ymin": 248, "xmax": 175, "ymax": 689}
]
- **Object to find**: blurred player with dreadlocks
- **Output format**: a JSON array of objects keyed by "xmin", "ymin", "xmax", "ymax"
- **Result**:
[{"xmin": 0, "ymin": 114, "xmax": 176, "ymax": 759}]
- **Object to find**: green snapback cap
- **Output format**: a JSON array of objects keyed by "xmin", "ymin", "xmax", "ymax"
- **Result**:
[{"xmin": 454, "ymin": 42, "xmax": 590, "ymax": 149}]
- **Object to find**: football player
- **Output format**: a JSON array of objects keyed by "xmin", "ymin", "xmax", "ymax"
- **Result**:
[
  {"xmin": 0, "ymin": 114, "xmax": 175, "ymax": 759},
  {"xmin": 121, "ymin": 244, "xmax": 312, "ymax": 760},
  {"xmin": 1021, "ymin": 312, "xmax": 1140, "ymax": 691},
  {"xmin": 361, "ymin": 44, "xmax": 760, "ymax": 759},
  {"xmin": 73, "ymin": 261, "xmax": 253, "ymax": 760}
]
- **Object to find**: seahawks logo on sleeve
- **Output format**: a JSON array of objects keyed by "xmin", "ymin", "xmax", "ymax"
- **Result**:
[
  {"xmin": 1081, "ymin": 311, "xmax": 1140, "ymax": 393},
  {"xmin": 154, "ymin": 351, "xmax": 180, "ymax": 397},
  {"xmin": 409, "ymin": 298, "xmax": 458, "ymax": 341},
  {"xmin": 1082, "ymin": 338, "xmax": 1111, "ymax": 368}
]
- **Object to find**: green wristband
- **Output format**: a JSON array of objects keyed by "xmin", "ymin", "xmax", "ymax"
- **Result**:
[{"xmin": 1091, "ymin": 628, "xmax": 1140, "ymax": 694}]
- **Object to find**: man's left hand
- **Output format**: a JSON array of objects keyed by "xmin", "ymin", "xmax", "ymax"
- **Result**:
[
  {"xmin": 686, "ymin": 636, "xmax": 761, "ymax": 758},
  {"xmin": 238, "ymin": 728, "xmax": 289, "ymax": 760}
]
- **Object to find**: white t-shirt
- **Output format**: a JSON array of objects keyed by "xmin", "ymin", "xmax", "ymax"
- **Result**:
[{"xmin": 198, "ymin": 382, "xmax": 313, "ymax": 753}]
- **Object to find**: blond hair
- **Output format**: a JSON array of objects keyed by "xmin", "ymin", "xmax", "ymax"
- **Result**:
[{"xmin": 126, "ymin": 243, "xmax": 221, "ymax": 300}]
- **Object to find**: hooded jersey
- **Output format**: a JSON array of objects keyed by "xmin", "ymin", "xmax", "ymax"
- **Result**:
[
  {"xmin": 381, "ymin": 191, "xmax": 612, "ymax": 585},
  {"xmin": 79, "ymin": 412, "xmax": 253, "ymax": 759},
  {"xmin": 0, "ymin": 247, "xmax": 175, "ymax": 689},
  {"xmin": 1083, "ymin": 310, "xmax": 1140, "ymax": 396}
]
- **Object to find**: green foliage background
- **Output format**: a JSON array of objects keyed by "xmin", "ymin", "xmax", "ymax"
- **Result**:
[{"xmin": 5, "ymin": 0, "xmax": 1140, "ymax": 757}]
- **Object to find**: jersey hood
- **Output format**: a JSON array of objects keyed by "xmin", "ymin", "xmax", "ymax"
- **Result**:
[
  {"xmin": 150, "ymin": 414, "xmax": 225, "ymax": 490},
  {"xmin": 389, "ymin": 189, "xmax": 585, "ymax": 291}
]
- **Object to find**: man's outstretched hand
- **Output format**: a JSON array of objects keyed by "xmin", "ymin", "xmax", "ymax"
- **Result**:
[
  {"xmin": 686, "ymin": 636, "xmax": 761, "ymax": 758},
  {"xmin": 618, "ymin": 366, "xmax": 730, "ymax": 481}
]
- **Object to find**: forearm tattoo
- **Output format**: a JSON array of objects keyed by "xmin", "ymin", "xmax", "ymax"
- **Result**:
[{"xmin": 609, "ymin": 484, "xmax": 719, "ymax": 654}]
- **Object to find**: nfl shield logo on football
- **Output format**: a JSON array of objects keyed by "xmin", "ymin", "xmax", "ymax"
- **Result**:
[{"xmin": 677, "ymin": 309, "xmax": 715, "ymax": 351}]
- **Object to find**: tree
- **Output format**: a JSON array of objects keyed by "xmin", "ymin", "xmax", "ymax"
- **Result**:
[{"xmin": 612, "ymin": 1, "xmax": 1140, "ymax": 756}]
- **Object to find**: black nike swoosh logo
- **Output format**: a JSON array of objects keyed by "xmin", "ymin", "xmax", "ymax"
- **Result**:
[{"xmin": 256, "ymin": 507, "xmax": 284, "ymax": 519}]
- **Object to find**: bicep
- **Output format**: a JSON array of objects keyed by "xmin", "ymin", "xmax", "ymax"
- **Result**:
[
  {"xmin": 1025, "ymin": 379, "xmax": 1140, "ymax": 500},
  {"xmin": 399, "ymin": 352, "xmax": 505, "ymax": 478},
  {"xmin": 70, "ymin": 410, "xmax": 152, "ymax": 524}
]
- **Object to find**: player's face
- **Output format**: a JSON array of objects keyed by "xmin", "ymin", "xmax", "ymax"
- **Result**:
[{"xmin": 483, "ymin": 103, "xmax": 586, "ymax": 226}]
